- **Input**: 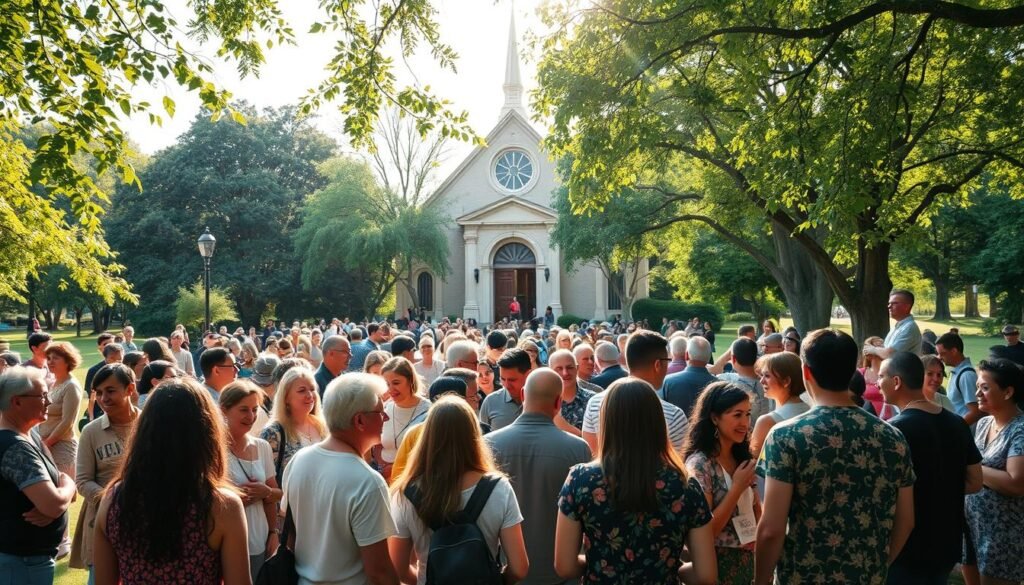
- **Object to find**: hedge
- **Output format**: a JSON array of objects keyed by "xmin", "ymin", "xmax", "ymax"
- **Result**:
[
  {"xmin": 632, "ymin": 299, "xmax": 725, "ymax": 332},
  {"xmin": 556, "ymin": 314, "xmax": 585, "ymax": 328}
]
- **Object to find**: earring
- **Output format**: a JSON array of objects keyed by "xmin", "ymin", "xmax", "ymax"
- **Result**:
[{"xmin": 714, "ymin": 426, "xmax": 720, "ymax": 439}]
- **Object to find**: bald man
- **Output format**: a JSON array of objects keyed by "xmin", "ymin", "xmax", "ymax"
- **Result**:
[
  {"xmin": 486, "ymin": 369, "xmax": 592, "ymax": 585},
  {"xmin": 549, "ymin": 350, "xmax": 596, "ymax": 436}
]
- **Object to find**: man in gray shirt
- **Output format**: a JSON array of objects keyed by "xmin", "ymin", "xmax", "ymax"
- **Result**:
[
  {"xmin": 486, "ymin": 368, "xmax": 592, "ymax": 585},
  {"xmin": 479, "ymin": 348, "xmax": 533, "ymax": 430}
]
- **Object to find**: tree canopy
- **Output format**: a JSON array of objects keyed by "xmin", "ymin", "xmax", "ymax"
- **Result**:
[
  {"xmin": 1, "ymin": 0, "xmax": 477, "ymax": 302},
  {"xmin": 535, "ymin": 0, "xmax": 1024, "ymax": 340}
]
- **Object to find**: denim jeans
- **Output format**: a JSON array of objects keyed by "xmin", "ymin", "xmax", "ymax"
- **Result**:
[{"xmin": 0, "ymin": 552, "xmax": 55, "ymax": 585}]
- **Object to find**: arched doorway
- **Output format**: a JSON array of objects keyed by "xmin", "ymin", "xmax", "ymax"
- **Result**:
[{"xmin": 493, "ymin": 242, "xmax": 536, "ymax": 323}]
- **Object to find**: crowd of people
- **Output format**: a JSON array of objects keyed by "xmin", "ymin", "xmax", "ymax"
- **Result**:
[{"xmin": 0, "ymin": 287, "xmax": 1022, "ymax": 585}]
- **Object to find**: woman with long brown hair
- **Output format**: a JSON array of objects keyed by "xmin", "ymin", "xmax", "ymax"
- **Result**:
[
  {"xmin": 92, "ymin": 378, "xmax": 250, "ymax": 584},
  {"xmin": 388, "ymin": 396, "xmax": 528, "ymax": 584},
  {"xmin": 554, "ymin": 378, "xmax": 716, "ymax": 585}
]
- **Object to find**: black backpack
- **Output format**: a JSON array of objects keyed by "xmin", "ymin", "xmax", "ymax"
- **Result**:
[{"xmin": 404, "ymin": 475, "xmax": 503, "ymax": 585}]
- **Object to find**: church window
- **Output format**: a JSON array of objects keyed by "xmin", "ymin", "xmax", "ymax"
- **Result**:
[
  {"xmin": 494, "ymin": 149, "xmax": 534, "ymax": 192},
  {"xmin": 494, "ymin": 243, "xmax": 536, "ymax": 266},
  {"xmin": 417, "ymin": 273, "xmax": 433, "ymax": 310}
]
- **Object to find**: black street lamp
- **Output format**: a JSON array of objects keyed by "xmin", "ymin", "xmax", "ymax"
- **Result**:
[{"xmin": 197, "ymin": 228, "xmax": 216, "ymax": 335}]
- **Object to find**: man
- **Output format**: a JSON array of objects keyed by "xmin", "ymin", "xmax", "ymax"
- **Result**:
[
  {"xmin": 83, "ymin": 333, "xmax": 116, "ymax": 398},
  {"xmin": 571, "ymin": 344, "xmax": 599, "ymax": 387},
  {"xmin": 315, "ymin": 335, "xmax": 351, "ymax": 398},
  {"xmin": 878, "ymin": 352, "xmax": 982, "ymax": 584},
  {"xmin": 872, "ymin": 289, "xmax": 923, "ymax": 358},
  {"xmin": 119, "ymin": 326, "xmax": 137, "ymax": 352},
  {"xmin": 484, "ymin": 330, "xmax": 508, "ymax": 365},
  {"xmin": 935, "ymin": 332, "xmax": 982, "ymax": 427},
  {"xmin": 737, "ymin": 324, "xmax": 757, "ymax": 340},
  {"xmin": 441, "ymin": 368, "xmax": 481, "ymax": 412},
  {"xmin": 486, "ymin": 369, "xmax": 592, "ymax": 585},
  {"xmin": 348, "ymin": 323, "xmax": 387, "ymax": 372},
  {"xmin": 22, "ymin": 332, "xmax": 52, "ymax": 369},
  {"xmin": 548, "ymin": 350, "xmax": 595, "ymax": 435},
  {"xmin": 660, "ymin": 336, "xmax": 717, "ymax": 418},
  {"xmin": 683, "ymin": 317, "xmax": 703, "ymax": 336},
  {"xmin": 760, "ymin": 333, "xmax": 784, "ymax": 355},
  {"xmin": 479, "ymin": 348, "xmax": 532, "ymax": 430},
  {"xmin": 666, "ymin": 335, "xmax": 688, "ymax": 375},
  {"xmin": 192, "ymin": 332, "xmax": 220, "ymax": 378},
  {"xmin": 0, "ymin": 367, "xmax": 77, "ymax": 583},
  {"xmin": 389, "ymin": 335, "xmax": 416, "ymax": 362},
  {"xmin": 283, "ymin": 373, "xmax": 398, "ymax": 585},
  {"xmin": 589, "ymin": 342, "xmax": 626, "ymax": 389},
  {"xmin": 412, "ymin": 336, "xmax": 446, "ymax": 386},
  {"xmin": 755, "ymin": 329, "xmax": 915, "ymax": 585},
  {"xmin": 717, "ymin": 338, "xmax": 769, "ymax": 422},
  {"xmin": 582, "ymin": 330, "xmax": 687, "ymax": 454},
  {"xmin": 445, "ymin": 340, "xmax": 482, "ymax": 371},
  {"xmin": 261, "ymin": 319, "xmax": 277, "ymax": 344},
  {"xmin": 168, "ymin": 330, "xmax": 195, "ymax": 378},
  {"xmin": 198, "ymin": 347, "xmax": 237, "ymax": 401},
  {"xmin": 998, "ymin": 324, "xmax": 1024, "ymax": 366},
  {"xmin": 509, "ymin": 297, "xmax": 521, "ymax": 322},
  {"xmin": 660, "ymin": 317, "xmax": 670, "ymax": 336}
]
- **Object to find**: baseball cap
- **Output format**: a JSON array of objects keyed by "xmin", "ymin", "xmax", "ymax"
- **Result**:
[
  {"xmin": 250, "ymin": 354, "xmax": 281, "ymax": 386},
  {"xmin": 390, "ymin": 336, "xmax": 416, "ymax": 357},
  {"xmin": 1002, "ymin": 324, "xmax": 1020, "ymax": 335}
]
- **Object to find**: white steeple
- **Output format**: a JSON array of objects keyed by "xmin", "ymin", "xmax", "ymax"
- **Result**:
[{"xmin": 501, "ymin": 8, "xmax": 526, "ymax": 118}]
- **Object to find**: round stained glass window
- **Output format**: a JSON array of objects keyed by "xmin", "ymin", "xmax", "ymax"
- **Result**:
[{"xmin": 494, "ymin": 149, "xmax": 534, "ymax": 192}]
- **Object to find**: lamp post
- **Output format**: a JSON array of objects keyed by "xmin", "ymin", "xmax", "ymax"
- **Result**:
[{"xmin": 197, "ymin": 228, "xmax": 217, "ymax": 335}]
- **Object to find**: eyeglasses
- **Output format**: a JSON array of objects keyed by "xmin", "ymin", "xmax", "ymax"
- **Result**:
[
  {"xmin": 216, "ymin": 363, "xmax": 241, "ymax": 371},
  {"xmin": 1004, "ymin": 332, "xmax": 1020, "ymax": 337},
  {"xmin": 19, "ymin": 392, "xmax": 50, "ymax": 402},
  {"xmin": 360, "ymin": 409, "xmax": 388, "ymax": 421}
]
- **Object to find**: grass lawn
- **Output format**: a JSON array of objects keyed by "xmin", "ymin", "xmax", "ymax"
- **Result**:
[{"xmin": 2, "ymin": 327, "xmax": 987, "ymax": 584}]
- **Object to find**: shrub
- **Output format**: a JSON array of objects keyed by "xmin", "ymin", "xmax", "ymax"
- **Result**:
[
  {"xmin": 556, "ymin": 314, "xmax": 585, "ymax": 328},
  {"xmin": 981, "ymin": 318, "xmax": 1006, "ymax": 337},
  {"xmin": 632, "ymin": 299, "xmax": 725, "ymax": 332},
  {"xmin": 727, "ymin": 312, "xmax": 756, "ymax": 322}
]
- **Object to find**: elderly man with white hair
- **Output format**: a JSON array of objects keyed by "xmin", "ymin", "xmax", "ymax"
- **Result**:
[
  {"xmin": 445, "ymin": 339, "xmax": 481, "ymax": 371},
  {"xmin": 588, "ymin": 342, "xmax": 627, "ymax": 389},
  {"xmin": 282, "ymin": 373, "xmax": 398, "ymax": 585},
  {"xmin": 659, "ymin": 335, "xmax": 717, "ymax": 418}
]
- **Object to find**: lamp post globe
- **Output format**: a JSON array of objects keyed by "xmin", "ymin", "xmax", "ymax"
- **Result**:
[{"xmin": 197, "ymin": 228, "xmax": 216, "ymax": 335}]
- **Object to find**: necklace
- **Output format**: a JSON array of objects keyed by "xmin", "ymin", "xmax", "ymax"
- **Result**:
[
  {"xmin": 904, "ymin": 399, "xmax": 934, "ymax": 410},
  {"xmin": 390, "ymin": 401, "xmax": 427, "ymax": 449}
]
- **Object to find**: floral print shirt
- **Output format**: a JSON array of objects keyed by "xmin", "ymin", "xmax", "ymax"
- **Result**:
[
  {"xmin": 757, "ymin": 406, "xmax": 915, "ymax": 584},
  {"xmin": 685, "ymin": 452, "xmax": 756, "ymax": 550},
  {"xmin": 560, "ymin": 384, "xmax": 596, "ymax": 430},
  {"xmin": 558, "ymin": 462, "xmax": 711, "ymax": 584}
]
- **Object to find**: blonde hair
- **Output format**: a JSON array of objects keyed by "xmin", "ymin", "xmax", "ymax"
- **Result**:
[
  {"xmin": 241, "ymin": 340, "xmax": 260, "ymax": 367},
  {"xmin": 391, "ymin": 396, "xmax": 500, "ymax": 526},
  {"xmin": 271, "ymin": 367, "xmax": 327, "ymax": 439},
  {"xmin": 381, "ymin": 356, "xmax": 422, "ymax": 397}
]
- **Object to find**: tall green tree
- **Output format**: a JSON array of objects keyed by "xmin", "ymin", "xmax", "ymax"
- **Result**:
[
  {"xmin": 535, "ymin": 1, "xmax": 1024, "ymax": 342},
  {"xmin": 106, "ymin": 105, "xmax": 336, "ymax": 333},
  {"xmin": 1, "ymin": 0, "xmax": 478, "ymax": 301},
  {"xmin": 293, "ymin": 157, "xmax": 449, "ymax": 320}
]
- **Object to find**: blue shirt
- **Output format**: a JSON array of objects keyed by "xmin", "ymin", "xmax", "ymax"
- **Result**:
[
  {"xmin": 947, "ymin": 359, "xmax": 978, "ymax": 417},
  {"xmin": 347, "ymin": 339, "xmax": 379, "ymax": 372},
  {"xmin": 660, "ymin": 365, "xmax": 717, "ymax": 419},
  {"xmin": 884, "ymin": 316, "xmax": 923, "ymax": 355}
]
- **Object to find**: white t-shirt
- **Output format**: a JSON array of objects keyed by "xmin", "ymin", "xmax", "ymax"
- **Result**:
[
  {"xmin": 413, "ymin": 360, "xmax": 447, "ymax": 387},
  {"xmin": 282, "ymin": 446, "xmax": 397, "ymax": 585},
  {"xmin": 391, "ymin": 476, "xmax": 523, "ymax": 585},
  {"xmin": 382, "ymin": 399, "xmax": 430, "ymax": 463},
  {"xmin": 582, "ymin": 391, "xmax": 688, "ymax": 452},
  {"xmin": 226, "ymin": 438, "xmax": 275, "ymax": 555}
]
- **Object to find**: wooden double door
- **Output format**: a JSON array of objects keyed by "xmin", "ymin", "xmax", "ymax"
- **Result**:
[{"xmin": 494, "ymin": 268, "xmax": 536, "ymax": 323}]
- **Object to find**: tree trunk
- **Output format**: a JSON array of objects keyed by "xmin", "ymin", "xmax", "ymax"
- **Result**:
[
  {"xmin": 933, "ymin": 277, "xmax": 952, "ymax": 321},
  {"xmin": 74, "ymin": 308, "xmax": 83, "ymax": 337},
  {"xmin": 964, "ymin": 285, "xmax": 980, "ymax": 318},
  {"xmin": 990, "ymin": 293, "xmax": 999, "ymax": 319},
  {"xmin": 771, "ymin": 228, "xmax": 834, "ymax": 335},
  {"xmin": 42, "ymin": 308, "xmax": 55, "ymax": 331},
  {"xmin": 844, "ymin": 244, "xmax": 893, "ymax": 344}
]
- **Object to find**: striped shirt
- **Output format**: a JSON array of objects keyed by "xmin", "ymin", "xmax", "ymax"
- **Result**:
[{"xmin": 582, "ymin": 390, "xmax": 688, "ymax": 452}]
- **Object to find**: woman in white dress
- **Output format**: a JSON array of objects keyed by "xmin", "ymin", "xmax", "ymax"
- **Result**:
[{"xmin": 376, "ymin": 357, "xmax": 430, "ymax": 483}]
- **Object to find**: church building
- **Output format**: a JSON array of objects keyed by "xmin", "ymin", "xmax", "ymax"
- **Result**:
[{"xmin": 398, "ymin": 14, "xmax": 648, "ymax": 326}]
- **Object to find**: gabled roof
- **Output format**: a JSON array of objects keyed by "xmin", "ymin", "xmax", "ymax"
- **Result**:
[
  {"xmin": 423, "ymin": 109, "xmax": 545, "ymax": 208},
  {"xmin": 457, "ymin": 196, "xmax": 557, "ymax": 226}
]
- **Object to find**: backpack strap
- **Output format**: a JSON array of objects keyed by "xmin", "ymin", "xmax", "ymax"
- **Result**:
[
  {"xmin": 952, "ymin": 366, "xmax": 977, "ymax": 398},
  {"xmin": 456, "ymin": 474, "xmax": 501, "ymax": 524},
  {"xmin": 274, "ymin": 423, "xmax": 287, "ymax": 487}
]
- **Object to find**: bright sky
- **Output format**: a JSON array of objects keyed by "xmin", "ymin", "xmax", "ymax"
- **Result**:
[{"xmin": 123, "ymin": 0, "xmax": 548, "ymax": 177}]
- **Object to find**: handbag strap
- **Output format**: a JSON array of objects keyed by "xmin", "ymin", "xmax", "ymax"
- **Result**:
[{"xmin": 274, "ymin": 423, "xmax": 287, "ymax": 487}]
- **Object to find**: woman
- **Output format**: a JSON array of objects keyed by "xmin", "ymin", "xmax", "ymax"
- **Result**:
[
  {"xmin": 476, "ymin": 359, "xmax": 496, "ymax": 397},
  {"xmin": 40, "ymin": 342, "xmax": 83, "ymax": 497},
  {"xmin": 238, "ymin": 341, "xmax": 259, "ymax": 379},
  {"xmin": 518, "ymin": 339, "xmax": 542, "ymax": 370},
  {"xmin": 781, "ymin": 328, "xmax": 801, "ymax": 354},
  {"xmin": 226, "ymin": 338, "xmax": 243, "ymax": 361},
  {"xmin": 220, "ymin": 381, "xmax": 282, "ymax": 578},
  {"xmin": 759, "ymin": 319, "xmax": 777, "ymax": 338},
  {"xmin": 413, "ymin": 337, "xmax": 446, "ymax": 387},
  {"xmin": 555, "ymin": 330, "xmax": 573, "ymax": 352},
  {"xmin": 921, "ymin": 354, "xmax": 956, "ymax": 412},
  {"xmin": 71, "ymin": 364, "xmax": 139, "ymax": 582},
  {"xmin": 378, "ymin": 357, "xmax": 431, "ymax": 482},
  {"xmin": 859, "ymin": 336, "xmax": 895, "ymax": 419},
  {"xmin": 260, "ymin": 366, "xmax": 327, "ymax": 486},
  {"xmin": 136, "ymin": 360, "xmax": 180, "ymax": 406},
  {"xmin": 141, "ymin": 338, "xmax": 174, "ymax": 364},
  {"xmin": 682, "ymin": 382, "xmax": 760, "ymax": 584},
  {"xmin": 702, "ymin": 321, "xmax": 716, "ymax": 354},
  {"xmin": 544, "ymin": 306, "xmax": 555, "ymax": 329},
  {"xmin": 388, "ymin": 396, "xmax": 528, "ymax": 584},
  {"xmin": 122, "ymin": 351, "xmax": 148, "ymax": 383},
  {"xmin": 92, "ymin": 378, "xmax": 250, "ymax": 585},
  {"xmin": 276, "ymin": 338, "xmax": 294, "ymax": 360},
  {"xmin": 0, "ymin": 367, "xmax": 73, "ymax": 583},
  {"xmin": 363, "ymin": 350, "xmax": 391, "ymax": 377},
  {"xmin": 751, "ymin": 352, "xmax": 810, "ymax": 457},
  {"xmin": 962, "ymin": 358, "xmax": 1024, "ymax": 585},
  {"xmin": 309, "ymin": 329, "xmax": 323, "ymax": 368},
  {"xmin": 555, "ymin": 378, "xmax": 716, "ymax": 584}
]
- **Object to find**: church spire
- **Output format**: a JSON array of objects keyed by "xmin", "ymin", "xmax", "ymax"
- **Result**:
[{"xmin": 501, "ymin": 8, "xmax": 525, "ymax": 117}]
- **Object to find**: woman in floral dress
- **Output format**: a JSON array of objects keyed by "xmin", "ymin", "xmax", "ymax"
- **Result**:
[
  {"xmin": 554, "ymin": 378, "xmax": 716, "ymax": 584},
  {"xmin": 963, "ymin": 358, "xmax": 1024, "ymax": 585}
]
